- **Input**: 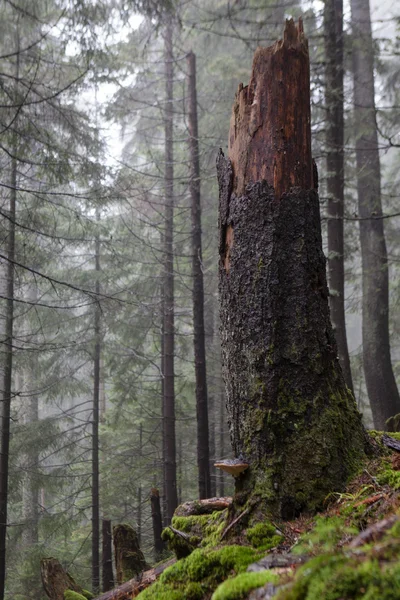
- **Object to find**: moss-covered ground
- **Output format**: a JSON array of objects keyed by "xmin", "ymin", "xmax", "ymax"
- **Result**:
[{"xmin": 134, "ymin": 432, "xmax": 400, "ymax": 600}]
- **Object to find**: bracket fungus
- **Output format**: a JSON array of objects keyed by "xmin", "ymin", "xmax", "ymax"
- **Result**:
[{"xmin": 214, "ymin": 458, "xmax": 249, "ymax": 477}]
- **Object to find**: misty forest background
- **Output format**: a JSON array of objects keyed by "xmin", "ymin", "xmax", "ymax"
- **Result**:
[{"xmin": 0, "ymin": 0, "xmax": 399, "ymax": 597}]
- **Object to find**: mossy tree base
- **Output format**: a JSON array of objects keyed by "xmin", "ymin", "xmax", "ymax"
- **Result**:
[{"xmin": 218, "ymin": 170, "xmax": 367, "ymax": 519}]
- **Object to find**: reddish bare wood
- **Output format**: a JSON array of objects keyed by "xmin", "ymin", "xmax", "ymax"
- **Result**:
[
  {"xmin": 228, "ymin": 18, "xmax": 312, "ymax": 200},
  {"xmin": 92, "ymin": 559, "xmax": 176, "ymax": 600},
  {"xmin": 174, "ymin": 496, "xmax": 232, "ymax": 517}
]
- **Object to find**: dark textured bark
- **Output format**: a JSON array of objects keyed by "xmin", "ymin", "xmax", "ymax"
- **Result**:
[
  {"xmin": 113, "ymin": 524, "xmax": 149, "ymax": 585},
  {"xmin": 102, "ymin": 519, "xmax": 114, "ymax": 592},
  {"xmin": 218, "ymin": 19, "xmax": 366, "ymax": 519},
  {"xmin": 187, "ymin": 51, "xmax": 211, "ymax": 500},
  {"xmin": 150, "ymin": 488, "xmax": 165, "ymax": 560},
  {"xmin": 92, "ymin": 220, "xmax": 101, "ymax": 594},
  {"xmin": 324, "ymin": 0, "xmax": 354, "ymax": 393},
  {"xmin": 160, "ymin": 281, "xmax": 167, "ymax": 527},
  {"xmin": 163, "ymin": 16, "xmax": 178, "ymax": 524},
  {"xmin": 0, "ymin": 50, "xmax": 18, "ymax": 595},
  {"xmin": 350, "ymin": 0, "xmax": 400, "ymax": 429}
]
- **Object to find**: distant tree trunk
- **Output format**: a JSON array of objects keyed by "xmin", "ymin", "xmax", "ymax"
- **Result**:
[
  {"xmin": 218, "ymin": 389, "xmax": 225, "ymax": 498},
  {"xmin": 102, "ymin": 520, "xmax": 114, "ymax": 593},
  {"xmin": 159, "ymin": 280, "xmax": 167, "ymax": 527},
  {"xmin": 208, "ymin": 394, "xmax": 216, "ymax": 497},
  {"xmin": 218, "ymin": 19, "xmax": 367, "ymax": 519},
  {"xmin": 150, "ymin": 488, "xmax": 165, "ymax": 561},
  {"xmin": 92, "ymin": 215, "xmax": 101, "ymax": 594},
  {"xmin": 0, "ymin": 41, "xmax": 19, "ymax": 594},
  {"xmin": 350, "ymin": 0, "xmax": 400, "ymax": 429},
  {"xmin": 137, "ymin": 424, "xmax": 143, "ymax": 546},
  {"xmin": 22, "ymin": 281, "xmax": 39, "ymax": 549},
  {"xmin": 187, "ymin": 51, "xmax": 211, "ymax": 500},
  {"xmin": 325, "ymin": 0, "xmax": 354, "ymax": 394},
  {"xmin": 163, "ymin": 16, "xmax": 178, "ymax": 523}
]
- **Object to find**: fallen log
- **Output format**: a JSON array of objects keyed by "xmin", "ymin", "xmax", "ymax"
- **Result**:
[
  {"xmin": 174, "ymin": 496, "xmax": 232, "ymax": 517},
  {"xmin": 382, "ymin": 434, "xmax": 400, "ymax": 453},
  {"xmin": 349, "ymin": 514, "xmax": 398, "ymax": 548},
  {"xmin": 92, "ymin": 558, "xmax": 176, "ymax": 600},
  {"xmin": 41, "ymin": 557, "xmax": 85, "ymax": 600}
]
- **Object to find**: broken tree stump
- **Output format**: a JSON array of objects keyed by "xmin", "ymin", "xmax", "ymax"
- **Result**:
[
  {"xmin": 102, "ymin": 519, "xmax": 115, "ymax": 592},
  {"xmin": 150, "ymin": 488, "xmax": 165, "ymax": 560},
  {"xmin": 113, "ymin": 523, "xmax": 150, "ymax": 585},
  {"xmin": 41, "ymin": 557, "xmax": 85, "ymax": 600},
  {"xmin": 218, "ymin": 18, "xmax": 366, "ymax": 520}
]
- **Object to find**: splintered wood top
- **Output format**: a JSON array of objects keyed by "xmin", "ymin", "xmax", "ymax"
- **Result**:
[{"xmin": 228, "ymin": 18, "xmax": 313, "ymax": 199}]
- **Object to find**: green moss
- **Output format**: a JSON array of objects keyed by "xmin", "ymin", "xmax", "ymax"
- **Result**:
[
  {"xmin": 82, "ymin": 591, "xmax": 94, "ymax": 600},
  {"xmin": 162, "ymin": 510, "xmax": 228, "ymax": 558},
  {"xmin": 135, "ymin": 581, "xmax": 184, "ymax": 600},
  {"xmin": 184, "ymin": 581, "xmax": 205, "ymax": 600},
  {"xmin": 293, "ymin": 516, "xmax": 357, "ymax": 555},
  {"xmin": 212, "ymin": 571, "xmax": 278, "ymax": 600},
  {"xmin": 277, "ymin": 554, "xmax": 400, "ymax": 600},
  {"xmin": 377, "ymin": 459, "xmax": 400, "ymax": 490},
  {"xmin": 64, "ymin": 592, "xmax": 87, "ymax": 600},
  {"xmin": 246, "ymin": 521, "xmax": 283, "ymax": 550},
  {"xmin": 137, "ymin": 545, "xmax": 262, "ymax": 600}
]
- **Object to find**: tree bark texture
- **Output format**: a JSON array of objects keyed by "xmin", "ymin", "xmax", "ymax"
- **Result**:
[
  {"xmin": 150, "ymin": 488, "xmax": 165, "ymax": 561},
  {"xmin": 92, "ymin": 218, "xmax": 101, "ymax": 594},
  {"xmin": 350, "ymin": 0, "xmax": 400, "ymax": 429},
  {"xmin": 187, "ymin": 51, "xmax": 211, "ymax": 500},
  {"xmin": 218, "ymin": 19, "xmax": 366, "ymax": 519},
  {"xmin": 41, "ymin": 558, "xmax": 84, "ymax": 600},
  {"xmin": 113, "ymin": 524, "xmax": 149, "ymax": 585},
  {"xmin": 0, "ymin": 47, "xmax": 18, "ymax": 595},
  {"xmin": 102, "ymin": 519, "xmax": 114, "ymax": 593},
  {"xmin": 324, "ymin": 0, "xmax": 354, "ymax": 394},
  {"xmin": 163, "ymin": 16, "xmax": 178, "ymax": 524}
]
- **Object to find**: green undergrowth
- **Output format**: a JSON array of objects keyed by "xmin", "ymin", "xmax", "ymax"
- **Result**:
[
  {"xmin": 140, "ymin": 433, "xmax": 400, "ymax": 599},
  {"xmin": 212, "ymin": 570, "xmax": 278, "ymax": 600},
  {"xmin": 277, "ymin": 548, "xmax": 400, "ymax": 599},
  {"xmin": 136, "ymin": 545, "xmax": 263, "ymax": 600},
  {"xmin": 64, "ymin": 589, "xmax": 93, "ymax": 600},
  {"xmin": 246, "ymin": 521, "xmax": 283, "ymax": 551}
]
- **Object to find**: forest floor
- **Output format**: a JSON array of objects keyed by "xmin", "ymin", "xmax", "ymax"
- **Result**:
[{"xmin": 135, "ymin": 431, "xmax": 400, "ymax": 600}]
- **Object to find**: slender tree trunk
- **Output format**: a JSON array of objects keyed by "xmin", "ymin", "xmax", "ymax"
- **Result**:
[
  {"xmin": 163, "ymin": 16, "xmax": 178, "ymax": 523},
  {"xmin": 102, "ymin": 520, "xmax": 114, "ymax": 593},
  {"xmin": 150, "ymin": 488, "xmax": 165, "ymax": 561},
  {"xmin": 325, "ymin": 0, "xmax": 354, "ymax": 394},
  {"xmin": 218, "ymin": 389, "xmax": 225, "ymax": 498},
  {"xmin": 350, "ymin": 0, "xmax": 400, "ymax": 429},
  {"xmin": 0, "ymin": 39, "xmax": 19, "ymax": 595},
  {"xmin": 186, "ymin": 51, "xmax": 211, "ymax": 500},
  {"xmin": 160, "ymin": 284, "xmax": 167, "ymax": 527},
  {"xmin": 92, "ymin": 216, "xmax": 101, "ymax": 594},
  {"xmin": 218, "ymin": 19, "xmax": 366, "ymax": 519},
  {"xmin": 22, "ymin": 281, "xmax": 39, "ymax": 549},
  {"xmin": 137, "ymin": 423, "xmax": 143, "ymax": 546}
]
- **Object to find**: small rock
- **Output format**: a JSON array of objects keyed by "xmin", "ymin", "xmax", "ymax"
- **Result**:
[
  {"xmin": 248, "ymin": 583, "xmax": 281, "ymax": 599},
  {"xmin": 247, "ymin": 553, "xmax": 307, "ymax": 572}
]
